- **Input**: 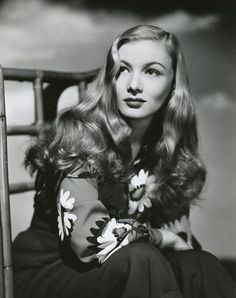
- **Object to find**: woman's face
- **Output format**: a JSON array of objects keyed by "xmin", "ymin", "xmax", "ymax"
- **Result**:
[{"xmin": 115, "ymin": 40, "xmax": 174, "ymax": 122}]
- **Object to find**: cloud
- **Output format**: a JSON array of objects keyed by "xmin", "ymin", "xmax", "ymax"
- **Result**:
[
  {"xmin": 0, "ymin": 1, "xmax": 220, "ymax": 68},
  {"xmin": 0, "ymin": 1, "xmax": 103, "ymax": 66},
  {"xmin": 151, "ymin": 11, "xmax": 219, "ymax": 33},
  {"xmin": 0, "ymin": 0, "xmax": 224, "ymax": 127},
  {"xmin": 198, "ymin": 91, "xmax": 236, "ymax": 111}
]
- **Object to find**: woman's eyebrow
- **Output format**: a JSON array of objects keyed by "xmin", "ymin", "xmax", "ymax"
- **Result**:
[
  {"xmin": 120, "ymin": 60, "xmax": 167, "ymax": 70},
  {"xmin": 120, "ymin": 60, "xmax": 131, "ymax": 67},
  {"xmin": 145, "ymin": 62, "xmax": 167, "ymax": 70}
]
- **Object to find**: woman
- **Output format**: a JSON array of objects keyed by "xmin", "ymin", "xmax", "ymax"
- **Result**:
[{"xmin": 13, "ymin": 25, "xmax": 236, "ymax": 298}]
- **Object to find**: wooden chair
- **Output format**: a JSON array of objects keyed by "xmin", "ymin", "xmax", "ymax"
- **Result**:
[
  {"xmin": 0, "ymin": 65, "xmax": 97, "ymax": 298},
  {"xmin": 1, "ymin": 65, "xmax": 235, "ymax": 298}
]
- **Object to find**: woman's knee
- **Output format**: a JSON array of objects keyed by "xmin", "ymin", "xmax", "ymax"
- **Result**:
[
  {"xmin": 109, "ymin": 242, "xmax": 165, "ymax": 266},
  {"xmin": 166, "ymin": 249, "xmax": 223, "ymax": 273},
  {"xmin": 103, "ymin": 243, "xmax": 181, "ymax": 296},
  {"xmin": 105, "ymin": 243, "xmax": 178, "ymax": 284}
]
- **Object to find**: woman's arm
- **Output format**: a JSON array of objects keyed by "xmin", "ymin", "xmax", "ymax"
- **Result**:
[
  {"xmin": 57, "ymin": 170, "xmax": 163, "ymax": 264},
  {"xmin": 121, "ymin": 217, "xmax": 193, "ymax": 251}
]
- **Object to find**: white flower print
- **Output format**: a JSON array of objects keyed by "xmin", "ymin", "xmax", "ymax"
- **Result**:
[
  {"xmin": 96, "ymin": 218, "xmax": 132, "ymax": 263},
  {"xmin": 129, "ymin": 169, "xmax": 149, "ymax": 191},
  {"xmin": 128, "ymin": 170, "xmax": 157, "ymax": 215},
  {"xmin": 137, "ymin": 196, "xmax": 152, "ymax": 213},
  {"xmin": 161, "ymin": 215, "xmax": 193, "ymax": 247},
  {"xmin": 57, "ymin": 188, "xmax": 77, "ymax": 241},
  {"xmin": 128, "ymin": 169, "xmax": 149, "ymax": 215}
]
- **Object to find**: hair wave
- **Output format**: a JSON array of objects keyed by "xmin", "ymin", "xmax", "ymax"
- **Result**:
[
  {"xmin": 25, "ymin": 65, "xmax": 132, "ymax": 182},
  {"xmin": 25, "ymin": 25, "xmax": 206, "ymax": 210}
]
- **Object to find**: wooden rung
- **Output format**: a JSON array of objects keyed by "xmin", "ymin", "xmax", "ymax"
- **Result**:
[
  {"xmin": 7, "ymin": 125, "xmax": 40, "ymax": 136},
  {"xmin": 9, "ymin": 181, "xmax": 34, "ymax": 194}
]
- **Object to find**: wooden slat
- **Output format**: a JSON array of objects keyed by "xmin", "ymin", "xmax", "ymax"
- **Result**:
[
  {"xmin": 33, "ymin": 77, "xmax": 44, "ymax": 124},
  {"xmin": 0, "ymin": 66, "xmax": 98, "ymax": 298},
  {"xmin": 9, "ymin": 182, "xmax": 34, "ymax": 194},
  {"xmin": 0, "ymin": 224, "xmax": 4, "ymax": 298},
  {"xmin": 0, "ymin": 65, "xmax": 5, "ymax": 297},
  {"xmin": 2, "ymin": 67, "xmax": 98, "ymax": 83},
  {"xmin": 0, "ymin": 65, "xmax": 14, "ymax": 298},
  {"xmin": 7, "ymin": 125, "xmax": 40, "ymax": 136}
]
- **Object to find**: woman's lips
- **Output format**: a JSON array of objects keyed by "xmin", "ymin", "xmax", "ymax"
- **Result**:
[
  {"xmin": 124, "ymin": 98, "xmax": 146, "ymax": 109},
  {"xmin": 124, "ymin": 97, "xmax": 146, "ymax": 103}
]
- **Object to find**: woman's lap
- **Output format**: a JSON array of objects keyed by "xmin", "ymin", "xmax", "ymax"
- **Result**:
[
  {"xmin": 14, "ymin": 242, "xmax": 182, "ymax": 298},
  {"xmin": 15, "ymin": 240, "xmax": 236, "ymax": 298},
  {"xmin": 164, "ymin": 249, "xmax": 236, "ymax": 298}
]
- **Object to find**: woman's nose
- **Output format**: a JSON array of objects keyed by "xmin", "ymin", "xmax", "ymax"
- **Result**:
[{"xmin": 127, "ymin": 73, "xmax": 143, "ymax": 95}]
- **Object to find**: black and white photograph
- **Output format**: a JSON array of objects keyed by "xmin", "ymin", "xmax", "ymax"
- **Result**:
[{"xmin": 0, "ymin": 0, "xmax": 236, "ymax": 297}]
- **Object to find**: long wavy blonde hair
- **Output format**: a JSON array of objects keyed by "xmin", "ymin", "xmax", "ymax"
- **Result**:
[{"xmin": 26, "ymin": 25, "xmax": 206, "ymax": 208}]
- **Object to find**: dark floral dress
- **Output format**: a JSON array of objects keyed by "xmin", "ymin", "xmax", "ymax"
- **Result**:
[{"xmin": 13, "ymin": 155, "xmax": 236, "ymax": 298}]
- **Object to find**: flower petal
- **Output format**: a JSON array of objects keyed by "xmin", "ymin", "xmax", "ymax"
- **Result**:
[
  {"xmin": 66, "ymin": 213, "xmax": 77, "ymax": 222},
  {"xmin": 146, "ymin": 175, "xmax": 156, "ymax": 187},
  {"xmin": 138, "ymin": 204, "xmax": 144, "ymax": 213},
  {"xmin": 61, "ymin": 189, "xmax": 70, "ymax": 205},
  {"xmin": 128, "ymin": 200, "xmax": 139, "ymax": 215},
  {"xmin": 130, "ymin": 169, "xmax": 149, "ymax": 188},
  {"xmin": 57, "ymin": 215, "xmax": 64, "ymax": 241},
  {"xmin": 64, "ymin": 214, "xmax": 72, "ymax": 229},
  {"xmin": 143, "ymin": 197, "xmax": 152, "ymax": 208},
  {"xmin": 64, "ymin": 197, "xmax": 75, "ymax": 210}
]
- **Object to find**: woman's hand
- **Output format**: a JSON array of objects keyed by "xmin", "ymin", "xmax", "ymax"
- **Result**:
[{"xmin": 159, "ymin": 229, "xmax": 193, "ymax": 251}]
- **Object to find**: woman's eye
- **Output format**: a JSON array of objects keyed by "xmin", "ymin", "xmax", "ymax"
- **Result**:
[
  {"xmin": 145, "ymin": 69, "xmax": 160, "ymax": 76},
  {"xmin": 119, "ymin": 66, "xmax": 129, "ymax": 73}
]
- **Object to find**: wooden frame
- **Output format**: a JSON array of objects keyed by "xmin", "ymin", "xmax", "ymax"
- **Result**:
[{"xmin": 0, "ymin": 65, "xmax": 98, "ymax": 297}]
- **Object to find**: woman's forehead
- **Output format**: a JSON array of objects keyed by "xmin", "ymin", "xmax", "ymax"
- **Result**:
[{"xmin": 118, "ymin": 40, "xmax": 172, "ymax": 69}]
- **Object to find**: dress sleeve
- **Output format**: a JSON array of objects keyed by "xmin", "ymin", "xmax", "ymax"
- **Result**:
[
  {"xmin": 160, "ymin": 215, "xmax": 193, "ymax": 247},
  {"xmin": 56, "ymin": 170, "xmax": 160, "ymax": 264}
]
